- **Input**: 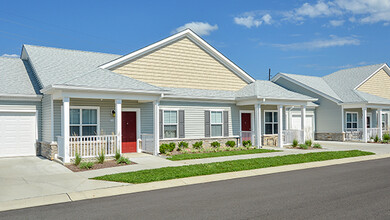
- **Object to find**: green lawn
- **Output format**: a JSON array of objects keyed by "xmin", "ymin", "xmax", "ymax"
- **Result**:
[
  {"xmin": 167, "ymin": 149, "xmax": 280, "ymax": 161},
  {"xmin": 93, "ymin": 150, "xmax": 374, "ymax": 184}
]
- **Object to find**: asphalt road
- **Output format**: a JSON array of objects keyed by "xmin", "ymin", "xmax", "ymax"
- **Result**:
[{"xmin": 2, "ymin": 158, "xmax": 390, "ymax": 220}]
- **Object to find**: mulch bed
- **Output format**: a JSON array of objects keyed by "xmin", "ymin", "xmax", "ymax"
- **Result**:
[{"xmin": 65, "ymin": 160, "xmax": 136, "ymax": 172}]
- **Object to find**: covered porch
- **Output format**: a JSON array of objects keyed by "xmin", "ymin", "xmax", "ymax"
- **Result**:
[
  {"xmin": 43, "ymin": 85, "xmax": 163, "ymax": 163},
  {"xmin": 343, "ymin": 104, "xmax": 390, "ymax": 142}
]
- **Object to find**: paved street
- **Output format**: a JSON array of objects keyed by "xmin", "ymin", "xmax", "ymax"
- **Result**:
[{"xmin": 2, "ymin": 157, "xmax": 390, "ymax": 220}]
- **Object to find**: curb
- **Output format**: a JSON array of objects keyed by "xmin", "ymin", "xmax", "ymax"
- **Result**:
[{"xmin": 1, "ymin": 153, "xmax": 390, "ymax": 212}]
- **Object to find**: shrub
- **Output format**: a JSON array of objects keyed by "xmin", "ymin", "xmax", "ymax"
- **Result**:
[
  {"xmin": 116, "ymin": 157, "xmax": 131, "ymax": 165},
  {"xmin": 159, "ymin": 144, "xmax": 168, "ymax": 154},
  {"xmin": 383, "ymin": 133, "xmax": 390, "ymax": 142},
  {"xmin": 305, "ymin": 140, "xmax": 312, "ymax": 147},
  {"xmin": 168, "ymin": 142, "xmax": 176, "ymax": 152},
  {"xmin": 374, "ymin": 135, "xmax": 379, "ymax": 143},
  {"xmin": 159, "ymin": 143, "xmax": 175, "ymax": 154},
  {"xmin": 177, "ymin": 141, "xmax": 189, "ymax": 151},
  {"xmin": 242, "ymin": 140, "xmax": 252, "ymax": 147},
  {"xmin": 79, "ymin": 162, "xmax": 94, "ymax": 169},
  {"xmin": 225, "ymin": 140, "xmax": 236, "ymax": 148},
  {"xmin": 292, "ymin": 139, "xmax": 298, "ymax": 148},
  {"xmin": 192, "ymin": 141, "xmax": 203, "ymax": 149},
  {"xmin": 97, "ymin": 150, "xmax": 105, "ymax": 164},
  {"xmin": 313, "ymin": 143, "xmax": 322, "ymax": 148},
  {"xmin": 115, "ymin": 151, "xmax": 121, "ymax": 161},
  {"xmin": 211, "ymin": 141, "xmax": 220, "ymax": 148},
  {"xmin": 299, "ymin": 144, "xmax": 308, "ymax": 149},
  {"xmin": 74, "ymin": 152, "xmax": 81, "ymax": 166}
]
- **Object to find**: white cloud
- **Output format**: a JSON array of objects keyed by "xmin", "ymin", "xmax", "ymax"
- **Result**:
[
  {"xmin": 295, "ymin": 1, "xmax": 341, "ymax": 18},
  {"xmin": 329, "ymin": 19, "xmax": 345, "ymax": 26},
  {"xmin": 271, "ymin": 35, "xmax": 360, "ymax": 50},
  {"xmin": 173, "ymin": 22, "xmax": 218, "ymax": 36},
  {"xmin": 234, "ymin": 13, "xmax": 272, "ymax": 28},
  {"xmin": 1, "ymin": 54, "xmax": 18, "ymax": 58}
]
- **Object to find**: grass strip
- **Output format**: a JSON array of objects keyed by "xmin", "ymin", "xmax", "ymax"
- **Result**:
[
  {"xmin": 93, "ymin": 150, "xmax": 374, "ymax": 184},
  {"xmin": 167, "ymin": 149, "xmax": 280, "ymax": 161}
]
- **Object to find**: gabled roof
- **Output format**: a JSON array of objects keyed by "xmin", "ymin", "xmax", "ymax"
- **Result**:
[
  {"xmin": 236, "ymin": 80, "xmax": 316, "ymax": 101},
  {"xmin": 0, "ymin": 57, "xmax": 38, "ymax": 96},
  {"xmin": 99, "ymin": 29, "xmax": 256, "ymax": 84},
  {"xmin": 273, "ymin": 63, "xmax": 390, "ymax": 105}
]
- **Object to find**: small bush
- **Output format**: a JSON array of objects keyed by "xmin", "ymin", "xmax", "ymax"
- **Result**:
[
  {"xmin": 79, "ymin": 162, "xmax": 94, "ymax": 169},
  {"xmin": 305, "ymin": 140, "xmax": 312, "ymax": 147},
  {"xmin": 159, "ymin": 144, "xmax": 168, "ymax": 154},
  {"xmin": 313, "ymin": 143, "xmax": 322, "ymax": 148},
  {"xmin": 292, "ymin": 139, "xmax": 298, "ymax": 148},
  {"xmin": 242, "ymin": 140, "xmax": 252, "ymax": 147},
  {"xmin": 74, "ymin": 153, "xmax": 81, "ymax": 166},
  {"xmin": 383, "ymin": 133, "xmax": 390, "ymax": 141},
  {"xmin": 299, "ymin": 144, "xmax": 308, "ymax": 149},
  {"xmin": 225, "ymin": 140, "xmax": 236, "ymax": 148},
  {"xmin": 168, "ymin": 142, "xmax": 176, "ymax": 152},
  {"xmin": 97, "ymin": 150, "xmax": 105, "ymax": 164},
  {"xmin": 115, "ymin": 151, "xmax": 121, "ymax": 161},
  {"xmin": 374, "ymin": 135, "xmax": 379, "ymax": 143},
  {"xmin": 177, "ymin": 141, "xmax": 189, "ymax": 151},
  {"xmin": 192, "ymin": 141, "xmax": 203, "ymax": 149},
  {"xmin": 211, "ymin": 141, "xmax": 220, "ymax": 148},
  {"xmin": 116, "ymin": 156, "xmax": 131, "ymax": 165}
]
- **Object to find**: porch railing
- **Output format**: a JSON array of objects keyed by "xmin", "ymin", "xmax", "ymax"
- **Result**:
[
  {"xmin": 344, "ymin": 128, "xmax": 363, "ymax": 141},
  {"xmin": 283, "ymin": 129, "xmax": 304, "ymax": 144},
  {"xmin": 240, "ymin": 131, "xmax": 254, "ymax": 146},
  {"xmin": 368, "ymin": 128, "xmax": 381, "ymax": 139},
  {"xmin": 140, "ymin": 134, "xmax": 155, "ymax": 154}
]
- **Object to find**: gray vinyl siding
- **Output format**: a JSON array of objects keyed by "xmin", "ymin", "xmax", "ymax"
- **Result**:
[
  {"xmin": 41, "ymin": 94, "xmax": 52, "ymax": 142},
  {"xmin": 160, "ymin": 101, "xmax": 240, "ymax": 139},
  {"xmin": 52, "ymin": 99, "xmax": 154, "ymax": 140},
  {"xmin": 275, "ymin": 77, "xmax": 342, "ymax": 133},
  {"xmin": 0, "ymin": 99, "xmax": 42, "ymax": 141}
]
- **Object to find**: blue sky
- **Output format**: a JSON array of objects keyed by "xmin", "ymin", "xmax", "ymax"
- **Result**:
[{"xmin": 0, "ymin": 0, "xmax": 389, "ymax": 80}]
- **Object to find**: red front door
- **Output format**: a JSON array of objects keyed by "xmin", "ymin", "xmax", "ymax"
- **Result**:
[
  {"xmin": 241, "ymin": 113, "xmax": 252, "ymax": 131},
  {"xmin": 122, "ymin": 112, "xmax": 137, "ymax": 153}
]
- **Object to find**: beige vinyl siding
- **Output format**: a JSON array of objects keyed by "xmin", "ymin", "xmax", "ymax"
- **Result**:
[
  {"xmin": 160, "ymin": 101, "xmax": 241, "ymax": 139},
  {"xmin": 41, "ymin": 95, "xmax": 52, "ymax": 142},
  {"xmin": 357, "ymin": 68, "xmax": 390, "ymax": 100},
  {"xmin": 112, "ymin": 37, "xmax": 248, "ymax": 91}
]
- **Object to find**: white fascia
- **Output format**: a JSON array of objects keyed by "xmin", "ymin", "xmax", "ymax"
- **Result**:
[{"xmin": 354, "ymin": 63, "xmax": 389, "ymax": 90}]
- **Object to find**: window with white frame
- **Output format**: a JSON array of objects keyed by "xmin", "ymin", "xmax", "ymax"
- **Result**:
[
  {"xmin": 211, "ymin": 111, "xmax": 223, "ymax": 137},
  {"xmin": 382, "ymin": 113, "xmax": 388, "ymax": 130},
  {"xmin": 264, "ymin": 111, "xmax": 278, "ymax": 135},
  {"xmin": 346, "ymin": 112, "xmax": 358, "ymax": 129},
  {"xmin": 163, "ymin": 110, "xmax": 178, "ymax": 138},
  {"xmin": 70, "ymin": 107, "xmax": 98, "ymax": 136}
]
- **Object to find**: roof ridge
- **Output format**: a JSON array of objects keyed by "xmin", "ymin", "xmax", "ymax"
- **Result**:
[
  {"xmin": 324, "ymin": 63, "xmax": 385, "ymax": 77},
  {"xmin": 23, "ymin": 44, "xmax": 120, "ymax": 56}
]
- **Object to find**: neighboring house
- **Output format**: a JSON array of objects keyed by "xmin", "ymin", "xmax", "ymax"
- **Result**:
[
  {"xmin": 0, "ymin": 29, "xmax": 318, "ymax": 162},
  {"xmin": 273, "ymin": 63, "xmax": 390, "ymax": 142}
]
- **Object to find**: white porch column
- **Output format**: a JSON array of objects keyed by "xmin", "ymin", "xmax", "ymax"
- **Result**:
[
  {"xmin": 115, "ymin": 99, "xmax": 122, "ymax": 153},
  {"xmin": 301, "ymin": 105, "xmax": 306, "ymax": 143},
  {"xmin": 63, "ymin": 97, "xmax": 70, "ymax": 163},
  {"xmin": 278, "ymin": 105, "xmax": 284, "ymax": 148},
  {"xmin": 254, "ymin": 103, "xmax": 262, "ymax": 148},
  {"xmin": 153, "ymin": 100, "xmax": 160, "ymax": 155},
  {"xmin": 362, "ymin": 107, "xmax": 368, "ymax": 143},
  {"xmin": 378, "ymin": 108, "xmax": 383, "ymax": 140}
]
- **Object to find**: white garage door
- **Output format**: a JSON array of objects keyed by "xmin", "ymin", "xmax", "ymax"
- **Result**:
[
  {"xmin": 0, "ymin": 112, "xmax": 37, "ymax": 157},
  {"xmin": 291, "ymin": 114, "xmax": 315, "ymax": 140}
]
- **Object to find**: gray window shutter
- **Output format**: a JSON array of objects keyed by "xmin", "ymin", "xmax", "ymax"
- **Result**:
[
  {"xmin": 179, "ymin": 110, "xmax": 185, "ymax": 138},
  {"xmin": 159, "ymin": 110, "xmax": 163, "ymax": 139},
  {"xmin": 223, "ymin": 111, "xmax": 229, "ymax": 137},
  {"xmin": 205, "ymin": 111, "xmax": 210, "ymax": 137}
]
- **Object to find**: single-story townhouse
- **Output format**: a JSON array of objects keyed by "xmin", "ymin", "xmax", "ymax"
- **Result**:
[
  {"xmin": 272, "ymin": 63, "xmax": 390, "ymax": 142},
  {"xmin": 0, "ymin": 29, "xmax": 388, "ymax": 163}
]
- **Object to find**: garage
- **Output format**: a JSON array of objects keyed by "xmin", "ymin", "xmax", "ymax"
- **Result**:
[
  {"xmin": 291, "ymin": 114, "xmax": 315, "ymax": 140},
  {"xmin": 0, "ymin": 111, "xmax": 37, "ymax": 157}
]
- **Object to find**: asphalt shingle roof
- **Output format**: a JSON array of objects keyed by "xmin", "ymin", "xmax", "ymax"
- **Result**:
[{"xmin": 0, "ymin": 57, "xmax": 38, "ymax": 95}]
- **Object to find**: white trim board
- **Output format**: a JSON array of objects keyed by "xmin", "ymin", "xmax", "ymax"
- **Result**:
[
  {"xmin": 99, "ymin": 29, "xmax": 255, "ymax": 84},
  {"xmin": 354, "ymin": 63, "xmax": 389, "ymax": 90}
]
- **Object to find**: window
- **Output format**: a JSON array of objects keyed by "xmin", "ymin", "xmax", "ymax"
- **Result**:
[
  {"xmin": 163, "ymin": 110, "xmax": 178, "ymax": 138},
  {"xmin": 211, "ymin": 111, "xmax": 223, "ymax": 137},
  {"xmin": 382, "ymin": 113, "xmax": 388, "ymax": 130},
  {"xmin": 70, "ymin": 107, "xmax": 98, "ymax": 136},
  {"xmin": 264, "ymin": 111, "xmax": 278, "ymax": 135},
  {"xmin": 346, "ymin": 112, "xmax": 358, "ymax": 129}
]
